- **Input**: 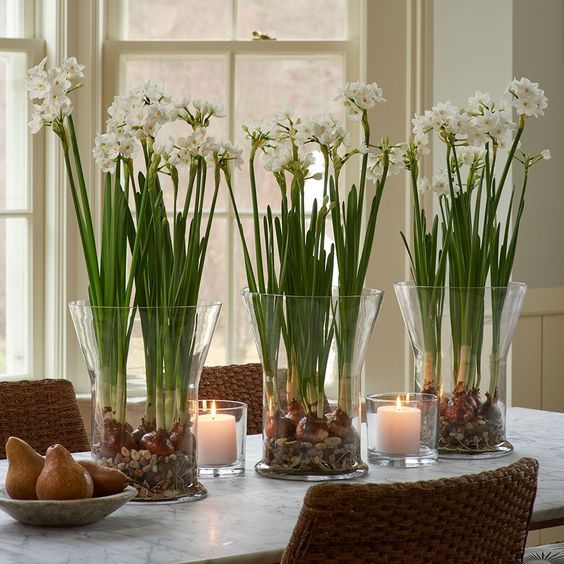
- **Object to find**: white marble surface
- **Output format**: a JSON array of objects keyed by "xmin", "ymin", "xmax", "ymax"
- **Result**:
[{"xmin": 0, "ymin": 407, "xmax": 562, "ymax": 564}]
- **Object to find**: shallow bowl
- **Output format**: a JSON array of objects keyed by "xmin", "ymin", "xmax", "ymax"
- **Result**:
[{"xmin": 0, "ymin": 486, "xmax": 137, "ymax": 527}]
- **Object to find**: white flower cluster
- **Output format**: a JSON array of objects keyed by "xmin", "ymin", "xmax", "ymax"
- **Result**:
[
  {"xmin": 93, "ymin": 80, "xmax": 230, "ymax": 173},
  {"xmin": 418, "ymin": 170, "xmax": 452, "ymax": 197},
  {"xmin": 335, "ymin": 81, "xmax": 386, "ymax": 121},
  {"xmin": 411, "ymin": 77, "xmax": 548, "ymax": 158},
  {"xmin": 25, "ymin": 57, "xmax": 85, "ymax": 133},
  {"xmin": 507, "ymin": 78, "xmax": 548, "ymax": 118},
  {"xmin": 366, "ymin": 145, "xmax": 405, "ymax": 183},
  {"xmin": 295, "ymin": 114, "xmax": 350, "ymax": 150}
]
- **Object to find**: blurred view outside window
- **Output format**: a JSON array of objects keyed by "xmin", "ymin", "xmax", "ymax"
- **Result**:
[{"xmin": 0, "ymin": 0, "xmax": 33, "ymax": 379}]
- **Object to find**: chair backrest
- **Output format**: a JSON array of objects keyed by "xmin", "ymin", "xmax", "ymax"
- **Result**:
[
  {"xmin": 282, "ymin": 457, "xmax": 539, "ymax": 564},
  {"xmin": 199, "ymin": 364, "xmax": 263, "ymax": 435},
  {"xmin": 0, "ymin": 379, "xmax": 90, "ymax": 459}
]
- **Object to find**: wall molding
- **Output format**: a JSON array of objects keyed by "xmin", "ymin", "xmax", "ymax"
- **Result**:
[{"xmin": 521, "ymin": 287, "xmax": 564, "ymax": 316}]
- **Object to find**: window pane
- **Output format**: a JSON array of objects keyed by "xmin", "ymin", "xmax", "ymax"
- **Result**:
[
  {"xmin": 0, "ymin": 52, "xmax": 28, "ymax": 210},
  {"xmin": 125, "ymin": 0, "xmax": 231, "ymax": 40},
  {"xmin": 234, "ymin": 56, "xmax": 344, "ymax": 212},
  {"xmin": 0, "ymin": 218, "xmax": 29, "ymax": 377},
  {"xmin": 0, "ymin": 0, "xmax": 25, "ymax": 38},
  {"xmin": 123, "ymin": 57, "xmax": 229, "ymax": 211},
  {"xmin": 237, "ymin": 0, "xmax": 347, "ymax": 40},
  {"xmin": 199, "ymin": 215, "xmax": 228, "ymax": 366},
  {"xmin": 233, "ymin": 217, "xmax": 260, "ymax": 364}
]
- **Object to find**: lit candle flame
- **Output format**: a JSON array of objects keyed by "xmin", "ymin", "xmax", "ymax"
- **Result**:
[
  {"xmin": 202, "ymin": 399, "xmax": 207, "ymax": 412},
  {"xmin": 211, "ymin": 400, "xmax": 217, "ymax": 419},
  {"xmin": 439, "ymin": 386, "xmax": 443, "ymax": 398},
  {"xmin": 406, "ymin": 393, "xmax": 410, "ymax": 404},
  {"xmin": 396, "ymin": 395, "xmax": 401, "ymax": 411}
]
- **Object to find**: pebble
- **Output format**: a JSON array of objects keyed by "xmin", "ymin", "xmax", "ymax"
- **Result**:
[
  {"xmin": 142, "ymin": 450, "xmax": 152, "ymax": 461},
  {"xmin": 131, "ymin": 449, "xmax": 141, "ymax": 461},
  {"xmin": 121, "ymin": 447, "xmax": 130, "ymax": 458},
  {"xmin": 130, "ymin": 460, "xmax": 140, "ymax": 469},
  {"xmin": 324, "ymin": 437, "xmax": 342, "ymax": 447}
]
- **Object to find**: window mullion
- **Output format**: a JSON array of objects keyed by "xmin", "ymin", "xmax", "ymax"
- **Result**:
[{"xmin": 226, "ymin": 49, "xmax": 236, "ymax": 364}]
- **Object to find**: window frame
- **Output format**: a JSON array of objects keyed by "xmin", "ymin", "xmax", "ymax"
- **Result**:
[{"xmin": 0, "ymin": 19, "xmax": 45, "ymax": 381}]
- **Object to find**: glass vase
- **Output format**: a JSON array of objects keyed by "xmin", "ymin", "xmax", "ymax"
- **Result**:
[
  {"xmin": 394, "ymin": 282, "xmax": 527, "ymax": 458},
  {"xmin": 243, "ymin": 288, "xmax": 383, "ymax": 480},
  {"xmin": 69, "ymin": 300, "xmax": 221, "ymax": 502}
]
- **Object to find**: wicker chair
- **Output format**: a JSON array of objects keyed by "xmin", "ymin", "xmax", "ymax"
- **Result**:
[
  {"xmin": 199, "ymin": 364, "xmax": 263, "ymax": 435},
  {"xmin": 282, "ymin": 457, "xmax": 539, "ymax": 564},
  {"xmin": 0, "ymin": 379, "xmax": 90, "ymax": 459}
]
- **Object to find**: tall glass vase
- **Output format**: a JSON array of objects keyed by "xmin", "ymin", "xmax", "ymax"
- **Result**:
[
  {"xmin": 69, "ymin": 300, "xmax": 221, "ymax": 502},
  {"xmin": 394, "ymin": 282, "xmax": 526, "ymax": 458},
  {"xmin": 243, "ymin": 288, "xmax": 383, "ymax": 480}
]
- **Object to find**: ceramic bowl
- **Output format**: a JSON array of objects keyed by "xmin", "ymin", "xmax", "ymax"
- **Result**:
[{"xmin": 0, "ymin": 486, "xmax": 137, "ymax": 527}]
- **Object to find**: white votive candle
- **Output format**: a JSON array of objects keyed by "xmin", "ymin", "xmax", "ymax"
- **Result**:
[
  {"xmin": 197, "ymin": 401, "xmax": 238, "ymax": 466},
  {"xmin": 377, "ymin": 395, "xmax": 421, "ymax": 455}
]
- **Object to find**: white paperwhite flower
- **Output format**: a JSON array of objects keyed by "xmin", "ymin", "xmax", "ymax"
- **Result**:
[
  {"xmin": 448, "ymin": 110, "xmax": 472, "ymax": 136},
  {"xmin": 193, "ymin": 99, "xmax": 225, "ymax": 118},
  {"xmin": 274, "ymin": 107, "xmax": 295, "ymax": 123},
  {"xmin": 261, "ymin": 140, "xmax": 294, "ymax": 173},
  {"xmin": 28, "ymin": 113, "xmax": 43, "ymax": 134},
  {"xmin": 429, "ymin": 101, "xmax": 458, "ymax": 131},
  {"xmin": 417, "ymin": 177, "xmax": 430, "ymax": 194},
  {"xmin": 541, "ymin": 149, "xmax": 551, "ymax": 160},
  {"xmin": 62, "ymin": 57, "xmax": 85, "ymax": 79},
  {"xmin": 358, "ymin": 143, "xmax": 369, "ymax": 155},
  {"xmin": 295, "ymin": 119, "xmax": 315, "ymax": 146},
  {"xmin": 25, "ymin": 57, "xmax": 84, "ymax": 128},
  {"xmin": 507, "ymin": 77, "xmax": 548, "ymax": 118},
  {"xmin": 366, "ymin": 145, "xmax": 405, "ymax": 183},
  {"xmin": 217, "ymin": 139, "xmax": 244, "ymax": 169},
  {"xmin": 335, "ymin": 81, "xmax": 385, "ymax": 120},
  {"xmin": 153, "ymin": 135, "xmax": 176, "ymax": 157},
  {"xmin": 118, "ymin": 134, "xmax": 138, "ymax": 159},
  {"xmin": 92, "ymin": 132, "xmax": 120, "ymax": 173},
  {"xmin": 458, "ymin": 146, "xmax": 485, "ymax": 166},
  {"xmin": 467, "ymin": 91, "xmax": 492, "ymax": 113},
  {"xmin": 431, "ymin": 170, "xmax": 450, "ymax": 196}
]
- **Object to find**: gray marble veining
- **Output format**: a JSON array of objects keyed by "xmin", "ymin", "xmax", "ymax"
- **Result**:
[{"xmin": 0, "ymin": 407, "xmax": 562, "ymax": 564}]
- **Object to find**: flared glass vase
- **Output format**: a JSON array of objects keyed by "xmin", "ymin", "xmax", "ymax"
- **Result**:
[
  {"xmin": 69, "ymin": 300, "xmax": 221, "ymax": 502},
  {"xmin": 395, "ymin": 282, "xmax": 527, "ymax": 458},
  {"xmin": 243, "ymin": 288, "xmax": 383, "ymax": 480}
]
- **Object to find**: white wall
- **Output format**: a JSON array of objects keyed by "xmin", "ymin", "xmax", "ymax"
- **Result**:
[{"xmin": 512, "ymin": 0, "xmax": 564, "ymax": 289}]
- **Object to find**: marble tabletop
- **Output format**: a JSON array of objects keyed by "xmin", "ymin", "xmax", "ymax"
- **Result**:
[{"xmin": 0, "ymin": 407, "xmax": 562, "ymax": 564}]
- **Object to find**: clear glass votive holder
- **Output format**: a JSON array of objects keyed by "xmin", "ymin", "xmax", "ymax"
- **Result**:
[
  {"xmin": 197, "ymin": 400, "xmax": 246, "ymax": 478},
  {"xmin": 366, "ymin": 393, "xmax": 438, "ymax": 468}
]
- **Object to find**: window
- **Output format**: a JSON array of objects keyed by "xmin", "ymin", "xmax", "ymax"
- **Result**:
[
  {"xmin": 103, "ymin": 0, "xmax": 361, "ymax": 367},
  {"xmin": 0, "ymin": 0, "xmax": 42, "ymax": 380}
]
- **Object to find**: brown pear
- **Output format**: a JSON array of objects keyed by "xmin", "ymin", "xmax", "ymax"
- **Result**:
[
  {"xmin": 78, "ymin": 460, "xmax": 127, "ymax": 497},
  {"xmin": 5, "ymin": 437, "xmax": 45, "ymax": 500},
  {"xmin": 36, "ymin": 444, "xmax": 94, "ymax": 500}
]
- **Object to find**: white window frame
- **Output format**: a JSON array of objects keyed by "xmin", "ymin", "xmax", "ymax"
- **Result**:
[
  {"xmin": 101, "ymin": 0, "xmax": 363, "ymax": 367},
  {"xmin": 0, "ymin": 0, "xmax": 44, "ymax": 381}
]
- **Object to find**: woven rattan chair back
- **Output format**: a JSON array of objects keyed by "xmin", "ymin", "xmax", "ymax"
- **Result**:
[
  {"xmin": 282, "ymin": 457, "xmax": 539, "ymax": 564},
  {"xmin": 0, "ymin": 379, "xmax": 90, "ymax": 459},
  {"xmin": 199, "ymin": 364, "xmax": 263, "ymax": 435}
]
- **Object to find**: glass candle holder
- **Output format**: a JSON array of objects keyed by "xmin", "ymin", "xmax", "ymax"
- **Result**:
[
  {"xmin": 197, "ymin": 400, "xmax": 246, "ymax": 478},
  {"xmin": 366, "ymin": 393, "xmax": 438, "ymax": 467}
]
